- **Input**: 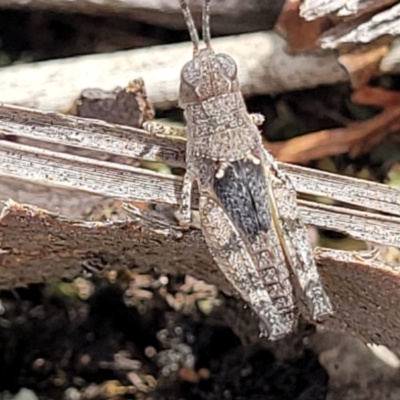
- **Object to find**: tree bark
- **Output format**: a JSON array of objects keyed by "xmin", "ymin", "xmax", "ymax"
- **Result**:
[{"xmin": 1, "ymin": 200, "xmax": 400, "ymax": 353}]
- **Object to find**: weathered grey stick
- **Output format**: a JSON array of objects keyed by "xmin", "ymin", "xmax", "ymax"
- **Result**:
[
  {"xmin": 0, "ymin": 32, "xmax": 347, "ymax": 112},
  {"xmin": 319, "ymin": 3, "xmax": 400, "ymax": 49},
  {"xmin": 300, "ymin": 0, "xmax": 398, "ymax": 20},
  {"xmin": 0, "ymin": 104, "xmax": 399, "ymax": 216},
  {"xmin": 0, "ymin": 0, "xmax": 185, "ymax": 15},
  {"xmin": 0, "ymin": 0, "xmax": 283, "ymax": 33},
  {"xmin": 1, "ymin": 139, "xmax": 399, "ymax": 248}
]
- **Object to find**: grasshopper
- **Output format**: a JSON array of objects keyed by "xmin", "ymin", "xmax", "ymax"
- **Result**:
[{"xmin": 147, "ymin": 0, "xmax": 333, "ymax": 340}]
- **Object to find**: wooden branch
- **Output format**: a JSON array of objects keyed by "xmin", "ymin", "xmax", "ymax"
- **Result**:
[
  {"xmin": 0, "ymin": 177, "xmax": 103, "ymax": 219},
  {"xmin": 2, "ymin": 137, "xmax": 400, "ymax": 249},
  {"xmin": 0, "ymin": 0, "xmax": 284, "ymax": 34},
  {"xmin": 320, "ymin": 3, "xmax": 400, "ymax": 49},
  {"xmin": 1, "ymin": 103, "xmax": 400, "ymax": 348},
  {"xmin": 1, "ymin": 104, "xmax": 399, "ymax": 216},
  {"xmin": 0, "ymin": 32, "xmax": 348, "ymax": 112},
  {"xmin": 0, "ymin": 0, "xmax": 196, "ymax": 15},
  {"xmin": 1, "ymin": 200, "xmax": 400, "ymax": 352},
  {"xmin": 300, "ymin": 0, "xmax": 398, "ymax": 20},
  {"xmin": 0, "ymin": 104, "xmax": 186, "ymax": 167}
]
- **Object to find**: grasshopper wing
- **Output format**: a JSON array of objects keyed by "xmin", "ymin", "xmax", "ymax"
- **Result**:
[{"xmin": 201, "ymin": 160, "xmax": 298, "ymax": 339}]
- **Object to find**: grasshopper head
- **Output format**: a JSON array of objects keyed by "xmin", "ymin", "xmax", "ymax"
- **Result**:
[
  {"xmin": 179, "ymin": 49, "xmax": 239, "ymax": 108},
  {"xmin": 178, "ymin": 0, "xmax": 240, "ymax": 108}
]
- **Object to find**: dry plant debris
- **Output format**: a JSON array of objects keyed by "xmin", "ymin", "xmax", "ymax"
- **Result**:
[{"xmin": 1, "ymin": 2, "xmax": 400, "ymax": 398}]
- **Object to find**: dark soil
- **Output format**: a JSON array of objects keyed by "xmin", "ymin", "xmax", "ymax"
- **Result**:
[{"xmin": 0, "ymin": 277, "xmax": 328, "ymax": 399}]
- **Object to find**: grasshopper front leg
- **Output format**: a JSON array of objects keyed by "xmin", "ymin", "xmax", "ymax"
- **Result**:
[
  {"xmin": 142, "ymin": 121, "xmax": 187, "ymax": 138},
  {"xmin": 174, "ymin": 165, "xmax": 197, "ymax": 228}
]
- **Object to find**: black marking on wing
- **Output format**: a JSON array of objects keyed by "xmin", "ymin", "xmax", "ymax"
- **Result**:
[{"xmin": 213, "ymin": 160, "xmax": 271, "ymax": 238}]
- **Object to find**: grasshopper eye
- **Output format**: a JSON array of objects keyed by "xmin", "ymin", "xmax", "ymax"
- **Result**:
[
  {"xmin": 216, "ymin": 53, "xmax": 237, "ymax": 79},
  {"xmin": 181, "ymin": 58, "xmax": 203, "ymax": 86}
]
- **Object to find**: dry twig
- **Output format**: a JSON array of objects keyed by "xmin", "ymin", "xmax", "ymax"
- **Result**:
[
  {"xmin": 0, "ymin": 32, "xmax": 347, "ymax": 112},
  {"xmin": 300, "ymin": 0, "xmax": 399, "ymax": 20},
  {"xmin": 266, "ymin": 102, "xmax": 400, "ymax": 162},
  {"xmin": 0, "ymin": 0, "xmax": 283, "ymax": 33}
]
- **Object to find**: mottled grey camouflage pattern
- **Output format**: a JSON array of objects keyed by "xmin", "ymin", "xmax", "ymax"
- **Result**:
[{"xmin": 175, "ymin": 0, "xmax": 333, "ymax": 339}]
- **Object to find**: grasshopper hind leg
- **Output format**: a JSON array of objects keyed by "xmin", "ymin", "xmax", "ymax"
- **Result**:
[
  {"xmin": 281, "ymin": 219, "xmax": 333, "ymax": 320},
  {"xmin": 261, "ymin": 150, "xmax": 333, "ymax": 321},
  {"xmin": 199, "ymin": 194, "xmax": 293, "ymax": 340},
  {"xmin": 212, "ymin": 161, "xmax": 298, "ymax": 337}
]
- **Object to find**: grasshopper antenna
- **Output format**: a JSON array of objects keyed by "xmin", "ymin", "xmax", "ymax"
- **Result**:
[
  {"xmin": 179, "ymin": 0, "xmax": 200, "ymax": 54},
  {"xmin": 203, "ymin": 0, "xmax": 211, "ymax": 48}
]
